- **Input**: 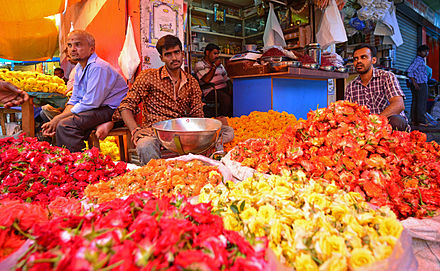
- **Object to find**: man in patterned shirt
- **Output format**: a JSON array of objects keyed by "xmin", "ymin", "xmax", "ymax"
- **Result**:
[
  {"xmin": 345, "ymin": 44, "xmax": 408, "ymax": 131},
  {"xmin": 113, "ymin": 35, "xmax": 233, "ymax": 165},
  {"xmin": 407, "ymin": 44, "xmax": 430, "ymax": 126}
]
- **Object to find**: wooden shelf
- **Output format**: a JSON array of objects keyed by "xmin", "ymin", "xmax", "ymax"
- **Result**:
[
  {"xmin": 191, "ymin": 29, "xmax": 244, "ymax": 39},
  {"xmin": 191, "ymin": 51, "xmax": 234, "ymax": 58},
  {"xmin": 192, "ymin": 7, "xmax": 242, "ymax": 20},
  {"xmin": 245, "ymin": 32, "xmax": 264, "ymax": 39}
]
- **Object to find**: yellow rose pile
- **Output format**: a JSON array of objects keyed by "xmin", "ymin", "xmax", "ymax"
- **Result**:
[
  {"xmin": 199, "ymin": 172, "xmax": 403, "ymax": 270},
  {"xmin": 85, "ymin": 136, "xmax": 120, "ymax": 161},
  {"xmin": 0, "ymin": 69, "xmax": 67, "ymax": 94},
  {"xmin": 225, "ymin": 110, "xmax": 300, "ymax": 152}
]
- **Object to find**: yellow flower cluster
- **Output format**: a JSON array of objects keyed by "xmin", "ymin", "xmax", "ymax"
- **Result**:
[
  {"xmin": 85, "ymin": 136, "xmax": 120, "ymax": 161},
  {"xmin": 225, "ymin": 110, "xmax": 299, "ymax": 152},
  {"xmin": 0, "ymin": 69, "xmax": 67, "ymax": 94},
  {"xmin": 199, "ymin": 172, "xmax": 403, "ymax": 270}
]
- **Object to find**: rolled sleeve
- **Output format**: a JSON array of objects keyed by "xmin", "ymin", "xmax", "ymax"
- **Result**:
[
  {"xmin": 385, "ymin": 72, "xmax": 405, "ymax": 100},
  {"xmin": 194, "ymin": 61, "xmax": 209, "ymax": 80},
  {"xmin": 117, "ymin": 72, "xmax": 147, "ymax": 116}
]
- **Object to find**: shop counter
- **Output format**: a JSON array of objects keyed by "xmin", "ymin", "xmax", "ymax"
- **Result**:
[{"xmin": 231, "ymin": 67, "xmax": 348, "ymax": 119}]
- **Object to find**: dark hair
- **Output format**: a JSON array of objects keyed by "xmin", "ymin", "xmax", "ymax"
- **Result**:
[
  {"xmin": 54, "ymin": 68, "xmax": 64, "ymax": 73},
  {"xmin": 417, "ymin": 44, "xmax": 429, "ymax": 53},
  {"xmin": 353, "ymin": 44, "xmax": 377, "ymax": 57},
  {"xmin": 156, "ymin": 35, "xmax": 182, "ymax": 55},
  {"xmin": 204, "ymin": 43, "xmax": 220, "ymax": 55}
]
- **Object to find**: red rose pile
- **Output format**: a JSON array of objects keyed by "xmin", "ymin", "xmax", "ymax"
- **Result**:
[
  {"xmin": 16, "ymin": 193, "xmax": 269, "ymax": 270},
  {"xmin": 0, "ymin": 199, "xmax": 49, "ymax": 260},
  {"xmin": 231, "ymin": 101, "xmax": 440, "ymax": 219},
  {"xmin": 0, "ymin": 136, "xmax": 127, "ymax": 205}
]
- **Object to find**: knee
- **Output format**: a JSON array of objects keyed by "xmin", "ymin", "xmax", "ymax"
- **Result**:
[
  {"xmin": 136, "ymin": 137, "xmax": 161, "ymax": 165},
  {"xmin": 221, "ymin": 125, "xmax": 234, "ymax": 143}
]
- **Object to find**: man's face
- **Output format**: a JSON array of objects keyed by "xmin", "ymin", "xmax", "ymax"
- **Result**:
[
  {"xmin": 67, "ymin": 34, "xmax": 94, "ymax": 63},
  {"xmin": 353, "ymin": 47, "xmax": 376, "ymax": 75},
  {"xmin": 420, "ymin": 50, "xmax": 429, "ymax": 58},
  {"xmin": 54, "ymin": 70, "xmax": 64, "ymax": 78},
  {"xmin": 207, "ymin": 49, "xmax": 220, "ymax": 63},
  {"xmin": 160, "ymin": 45, "xmax": 183, "ymax": 71}
]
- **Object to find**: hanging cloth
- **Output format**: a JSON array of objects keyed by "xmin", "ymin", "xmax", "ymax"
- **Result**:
[
  {"xmin": 316, "ymin": 0, "xmax": 347, "ymax": 50},
  {"xmin": 118, "ymin": 17, "xmax": 141, "ymax": 81},
  {"xmin": 263, "ymin": 3, "xmax": 286, "ymax": 48}
]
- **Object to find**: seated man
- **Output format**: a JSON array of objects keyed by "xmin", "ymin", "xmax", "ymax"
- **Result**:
[
  {"xmin": 345, "ymin": 44, "xmax": 408, "ymax": 131},
  {"xmin": 194, "ymin": 43, "xmax": 233, "ymax": 117},
  {"xmin": 112, "ymin": 35, "xmax": 233, "ymax": 165},
  {"xmin": 41, "ymin": 30, "xmax": 128, "ymax": 152},
  {"xmin": 54, "ymin": 67, "xmax": 68, "ymax": 84}
]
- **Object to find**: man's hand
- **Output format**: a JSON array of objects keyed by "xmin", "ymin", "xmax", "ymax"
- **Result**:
[
  {"xmin": 214, "ymin": 59, "xmax": 221, "ymax": 68},
  {"xmin": 0, "ymin": 80, "xmax": 29, "ymax": 108},
  {"xmin": 95, "ymin": 121, "xmax": 114, "ymax": 140},
  {"xmin": 41, "ymin": 116, "xmax": 61, "ymax": 137},
  {"xmin": 132, "ymin": 127, "xmax": 150, "ymax": 147},
  {"xmin": 413, "ymin": 82, "xmax": 420, "ymax": 91}
]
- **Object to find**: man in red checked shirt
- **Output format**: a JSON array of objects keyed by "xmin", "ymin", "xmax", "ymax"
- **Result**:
[{"xmin": 345, "ymin": 44, "xmax": 409, "ymax": 131}]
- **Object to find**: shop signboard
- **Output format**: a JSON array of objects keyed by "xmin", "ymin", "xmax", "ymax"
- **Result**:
[
  {"xmin": 404, "ymin": 0, "xmax": 440, "ymax": 28},
  {"xmin": 140, "ymin": 0, "xmax": 184, "ymax": 69}
]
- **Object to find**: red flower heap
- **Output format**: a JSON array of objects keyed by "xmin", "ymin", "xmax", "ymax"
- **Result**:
[
  {"xmin": 0, "ymin": 136, "xmax": 127, "ymax": 205},
  {"xmin": 231, "ymin": 101, "xmax": 440, "ymax": 219},
  {"xmin": 17, "ymin": 192, "xmax": 269, "ymax": 270},
  {"xmin": 0, "ymin": 199, "xmax": 49, "ymax": 260}
]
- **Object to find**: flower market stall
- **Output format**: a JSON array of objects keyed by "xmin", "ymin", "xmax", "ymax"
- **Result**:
[{"xmin": 2, "ymin": 100, "xmax": 440, "ymax": 269}]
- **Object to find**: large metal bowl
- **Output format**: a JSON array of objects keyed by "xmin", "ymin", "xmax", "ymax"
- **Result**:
[{"xmin": 152, "ymin": 118, "xmax": 222, "ymax": 155}]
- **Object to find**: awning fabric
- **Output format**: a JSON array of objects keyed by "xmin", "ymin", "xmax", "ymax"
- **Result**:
[
  {"xmin": 0, "ymin": 0, "xmax": 65, "ymax": 22},
  {"xmin": 0, "ymin": 18, "xmax": 58, "ymax": 61},
  {"xmin": 0, "ymin": 0, "xmax": 72, "ymax": 61}
]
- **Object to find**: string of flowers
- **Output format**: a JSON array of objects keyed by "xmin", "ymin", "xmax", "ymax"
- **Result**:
[
  {"xmin": 15, "ymin": 192, "xmax": 270, "ymax": 270},
  {"xmin": 0, "ymin": 136, "xmax": 127, "ymax": 205},
  {"xmin": 199, "ymin": 172, "xmax": 404, "ymax": 270},
  {"xmin": 229, "ymin": 101, "xmax": 440, "ymax": 219},
  {"xmin": 85, "ymin": 159, "xmax": 223, "ymax": 204}
]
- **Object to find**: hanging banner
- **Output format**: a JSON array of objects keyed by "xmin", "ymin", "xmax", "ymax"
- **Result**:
[{"xmin": 140, "ymin": 0, "xmax": 184, "ymax": 69}]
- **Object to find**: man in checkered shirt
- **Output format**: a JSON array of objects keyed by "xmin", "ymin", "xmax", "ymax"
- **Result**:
[{"xmin": 345, "ymin": 44, "xmax": 408, "ymax": 131}]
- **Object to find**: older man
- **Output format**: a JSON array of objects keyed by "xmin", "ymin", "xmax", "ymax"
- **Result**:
[{"xmin": 41, "ymin": 30, "xmax": 128, "ymax": 152}]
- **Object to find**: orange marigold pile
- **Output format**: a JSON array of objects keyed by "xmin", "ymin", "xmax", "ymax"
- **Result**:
[
  {"xmin": 225, "ymin": 110, "xmax": 299, "ymax": 152},
  {"xmin": 84, "ymin": 159, "xmax": 223, "ymax": 203}
]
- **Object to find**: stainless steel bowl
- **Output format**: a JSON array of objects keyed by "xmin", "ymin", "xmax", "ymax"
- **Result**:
[
  {"xmin": 302, "ymin": 63, "xmax": 320, "ymax": 70},
  {"xmin": 320, "ymin": 65, "xmax": 335, "ymax": 71},
  {"xmin": 152, "ymin": 118, "xmax": 222, "ymax": 155}
]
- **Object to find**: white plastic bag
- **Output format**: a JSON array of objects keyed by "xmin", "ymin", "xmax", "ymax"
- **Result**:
[
  {"xmin": 316, "ymin": 0, "xmax": 347, "ymax": 50},
  {"xmin": 118, "ymin": 17, "xmax": 140, "ymax": 81},
  {"xmin": 263, "ymin": 3, "xmax": 286, "ymax": 48}
]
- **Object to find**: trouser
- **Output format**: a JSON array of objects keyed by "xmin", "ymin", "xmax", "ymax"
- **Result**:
[
  {"xmin": 56, "ymin": 106, "xmax": 114, "ymax": 153},
  {"xmin": 137, "ymin": 125, "xmax": 235, "ymax": 165},
  {"xmin": 412, "ymin": 83, "xmax": 428, "ymax": 124},
  {"xmin": 205, "ymin": 87, "xmax": 233, "ymax": 117},
  {"xmin": 388, "ymin": 115, "xmax": 409, "ymax": 132}
]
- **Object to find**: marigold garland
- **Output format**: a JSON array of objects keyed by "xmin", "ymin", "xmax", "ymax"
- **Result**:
[
  {"xmin": 85, "ymin": 159, "xmax": 223, "ymax": 203},
  {"xmin": 225, "ymin": 110, "xmax": 299, "ymax": 152}
]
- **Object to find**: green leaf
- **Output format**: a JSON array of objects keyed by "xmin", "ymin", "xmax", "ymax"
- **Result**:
[
  {"xmin": 230, "ymin": 204, "xmax": 239, "ymax": 214},
  {"xmin": 239, "ymin": 201, "xmax": 245, "ymax": 212}
]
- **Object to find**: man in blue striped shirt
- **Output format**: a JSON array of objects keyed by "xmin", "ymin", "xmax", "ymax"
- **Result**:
[{"xmin": 407, "ymin": 45, "xmax": 429, "ymax": 126}]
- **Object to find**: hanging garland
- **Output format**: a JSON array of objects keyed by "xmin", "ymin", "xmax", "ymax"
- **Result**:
[{"xmin": 290, "ymin": 0, "xmax": 308, "ymax": 14}]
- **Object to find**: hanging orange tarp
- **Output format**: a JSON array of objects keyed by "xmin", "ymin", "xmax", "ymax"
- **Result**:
[
  {"xmin": 0, "ymin": 0, "xmax": 65, "ymax": 22},
  {"xmin": 0, "ymin": 18, "xmax": 58, "ymax": 61}
]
